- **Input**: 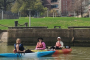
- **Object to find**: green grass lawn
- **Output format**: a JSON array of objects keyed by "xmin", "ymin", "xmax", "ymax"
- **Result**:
[{"xmin": 0, "ymin": 17, "xmax": 90, "ymax": 30}]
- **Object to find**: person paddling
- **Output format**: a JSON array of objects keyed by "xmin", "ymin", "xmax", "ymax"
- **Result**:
[
  {"xmin": 35, "ymin": 38, "xmax": 46, "ymax": 50},
  {"xmin": 50, "ymin": 37, "xmax": 64, "ymax": 49},
  {"xmin": 13, "ymin": 38, "xmax": 25, "ymax": 53}
]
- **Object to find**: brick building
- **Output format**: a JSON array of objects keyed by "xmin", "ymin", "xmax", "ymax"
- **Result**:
[{"xmin": 42, "ymin": 0, "xmax": 73, "ymax": 16}]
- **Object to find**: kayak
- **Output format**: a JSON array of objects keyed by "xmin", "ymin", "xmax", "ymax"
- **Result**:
[
  {"xmin": 31, "ymin": 48, "xmax": 72, "ymax": 55},
  {"xmin": 0, "ymin": 51, "xmax": 55, "ymax": 58},
  {"xmin": 54, "ymin": 49, "xmax": 72, "ymax": 54}
]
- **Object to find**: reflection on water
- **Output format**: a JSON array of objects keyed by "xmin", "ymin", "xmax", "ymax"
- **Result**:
[
  {"xmin": 0, "ymin": 57, "xmax": 55, "ymax": 60},
  {"xmin": 0, "ymin": 43, "xmax": 90, "ymax": 60}
]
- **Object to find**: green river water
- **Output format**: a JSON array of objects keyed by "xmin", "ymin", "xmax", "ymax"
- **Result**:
[{"xmin": 0, "ymin": 43, "xmax": 90, "ymax": 60}]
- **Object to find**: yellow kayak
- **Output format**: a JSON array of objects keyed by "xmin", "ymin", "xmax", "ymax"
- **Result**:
[
  {"xmin": 31, "ymin": 48, "xmax": 72, "ymax": 55},
  {"xmin": 31, "ymin": 50, "xmax": 47, "ymax": 52}
]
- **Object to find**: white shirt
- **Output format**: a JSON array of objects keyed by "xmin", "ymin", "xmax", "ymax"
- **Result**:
[{"xmin": 56, "ymin": 41, "xmax": 64, "ymax": 47}]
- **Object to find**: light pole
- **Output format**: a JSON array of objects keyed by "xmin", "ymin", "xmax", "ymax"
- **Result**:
[
  {"xmin": 89, "ymin": 8, "xmax": 90, "ymax": 18},
  {"xmin": 47, "ymin": 8, "xmax": 48, "ymax": 17},
  {"xmin": 53, "ymin": 10, "xmax": 54, "ymax": 18},
  {"xmin": 74, "ymin": 11, "xmax": 76, "ymax": 17},
  {"xmin": 18, "ymin": 11, "xmax": 21, "ymax": 18},
  {"xmin": 1, "ymin": 7, "xmax": 4, "ymax": 20},
  {"xmin": 89, "ymin": 5, "xmax": 90, "ymax": 18},
  {"xmin": 28, "ymin": 9, "xmax": 32, "ymax": 27}
]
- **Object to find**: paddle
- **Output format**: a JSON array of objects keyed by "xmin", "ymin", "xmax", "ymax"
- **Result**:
[{"xmin": 68, "ymin": 37, "xmax": 74, "ymax": 48}]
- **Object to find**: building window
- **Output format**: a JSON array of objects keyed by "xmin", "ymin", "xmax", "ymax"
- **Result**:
[
  {"xmin": 51, "ymin": 4, "xmax": 58, "ymax": 8},
  {"xmin": 66, "ymin": 1, "xmax": 67, "ymax": 5},
  {"xmin": 72, "ymin": 0, "xmax": 74, "ymax": 3},
  {"xmin": 51, "ymin": 0, "xmax": 58, "ymax": 2},
  {"xmin": 63, "ymin": 1, "xmax": 65, "ymax": 5}
]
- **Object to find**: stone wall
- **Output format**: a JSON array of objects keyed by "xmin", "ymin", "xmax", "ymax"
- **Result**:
[
  {"xmin": 8, "ymin": 28, "xmax": 72, "ymax": 46},
  {"xmin": 8, "ymin": 28, "xmax": 90, "ymax": 46},
  {"xmin": 71, "ymin": 29, "xmax": 90, "ymax": 46},
  {"xmin": 0, "ymin": 30, "xmax": 7, "ymax": 42},
  {"xmin": 0, "ymin": 30, "xmax": 2, "ymax": 40}
]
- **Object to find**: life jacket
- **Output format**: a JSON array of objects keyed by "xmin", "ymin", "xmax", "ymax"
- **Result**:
[
  {"xmin": 37, "ymin": 42, "xmax": 43, "ymax": 48},
  {"xmin": 14, "ymin": 43, "xmax": 24, "ymax": 51},
  {"xmin": 56, "ymin": 41, "xmax": 61, "ymax": 47}
]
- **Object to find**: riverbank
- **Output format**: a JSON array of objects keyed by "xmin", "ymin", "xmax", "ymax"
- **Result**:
[{"xmin": 0, "ymin": 17, "xmax": 90, "ymax": 30}]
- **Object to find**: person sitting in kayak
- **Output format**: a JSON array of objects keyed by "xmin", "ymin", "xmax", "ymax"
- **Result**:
[
  {"xmin": 35, "ymin": 38, "xmax": 46, "ymax": 50},
  {"xmin": 50, "ymin": 37, "xmax": 64, "ymax": 49},
  {"xmin": 13, "ymin": 38, "xmax": 25, "ymax": 53},
  {"xmin": 13, "ymin": 38, "xmax": 33, "ymax": 53}
]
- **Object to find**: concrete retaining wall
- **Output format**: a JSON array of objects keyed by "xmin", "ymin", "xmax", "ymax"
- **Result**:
[
  {"xmin": 0, "ymin": 30, "xmax": 2, "ymax": 40},
  {"xmin": 8, "ymin": 28, "xmax": 72, "ymax": 46},
  {"xmin": 72, "ymin": 29, "xmax": 90, "ymax": 46},
  {"xmin": 0, "ymin": 30, "xmax": 8, "ymax": 42},
  {"xmin": 7, "ymin": 28, "xmax": 90, "ymax": 46}
]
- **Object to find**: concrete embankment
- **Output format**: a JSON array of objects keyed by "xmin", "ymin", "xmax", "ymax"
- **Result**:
[
  {"xmin": 7, "ymin": 27, "xmax": 90, "ymax": 46},
  {"xmin": 0, "ymin": 30, "xmax": 8, "ymax": 43}
]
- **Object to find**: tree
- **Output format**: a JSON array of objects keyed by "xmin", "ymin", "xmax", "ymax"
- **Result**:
[
  {"xmin": 0, "ymin": 0, "xmax": 15, "ymax": 11},
  {"xmin": 34, "ymin": 0, "xmax": 47, "ymax": 12},
  {"xmin": 50, "ymin": 9, "xmax": 57, "ymax": 17},
  {"xmin": 33, "ymin": 0, "xmax": 47, "ymax": 17},
  {"xmin": 11, "ymin": 0, "xmax": 47, "ymax": 17},
  {"xmin": 68, "ymin": 0, "xmax": 85, "ymax": 17}
]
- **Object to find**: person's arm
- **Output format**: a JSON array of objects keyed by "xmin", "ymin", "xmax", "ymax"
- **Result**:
[
  {"xmin": 35, "ymin": 42, "xmax": 38, "ymax": 49},
  {"xmin": 42, "ymin": 42, "xmax": 46, "ymax": 49},
  {"xmin": 60, "ymin": 41, "xmax": 64, "ymax": 47},
  {"xmin": 16, "ymin": 44, "xmax": 25, "ymax": 53}
]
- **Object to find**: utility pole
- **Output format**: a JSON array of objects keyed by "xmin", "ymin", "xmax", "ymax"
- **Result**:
[
  {"xmin": 89, "ymin": 5, "xmax": 90, "ymax": 18},
  {"xmin": 28, "ymin": 9, "xmax": 32, "ymax": 27},
  {"xmin": 47, "ymin": 8, "xmax": 48, "ymax": 17},
  {"xmin": 80, "ymin": 0, "xmax": 83, "ymax": 17},
  {"xmin": 1, "ymin": 7, "xmax": 4, "ymax": 20},
  {"xmin": 53, "ymin": 10, "xmax": 54, "ymax": 18}
]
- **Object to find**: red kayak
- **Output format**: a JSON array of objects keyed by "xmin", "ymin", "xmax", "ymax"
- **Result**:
[{"xmin": 54, "ymin": 48, "xmax": 72, "ymax": 54}]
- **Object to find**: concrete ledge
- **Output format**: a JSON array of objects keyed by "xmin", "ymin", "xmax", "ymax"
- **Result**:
[
  {"xmin": 68, "ymin": 26, "xmax": 90, "ymax": 28},
  {"xmin": 8, "ymin": 27, "xmax": 48, "ymax": 29}
]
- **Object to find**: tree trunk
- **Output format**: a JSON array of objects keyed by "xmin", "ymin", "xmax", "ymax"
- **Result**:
[
  {"xmin": 80, "ymin": 0, "xmax": 83, "ymax": 17},
  {"xmin": 4, "ymin": 0, "xmax": 7, "ymax": 11}
]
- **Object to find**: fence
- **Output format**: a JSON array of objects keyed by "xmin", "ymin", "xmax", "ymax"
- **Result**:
[
  {"xmin": 0, "ymin": 21, "xmax": 28, "ymax": 30},
  {"xmin": 0, "ymin": 10, "xmax": 19, "ymax": 19}
]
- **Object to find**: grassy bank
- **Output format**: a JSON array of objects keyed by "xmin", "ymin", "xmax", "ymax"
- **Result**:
[{"xmin": 0, "ymin": 17, "xmax": 90, "ymax": 30}]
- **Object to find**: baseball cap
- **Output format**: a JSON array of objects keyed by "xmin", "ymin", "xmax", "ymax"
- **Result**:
[{"xmin": 57, "ymin": 37, "xmax": 61, "ymax": 39}]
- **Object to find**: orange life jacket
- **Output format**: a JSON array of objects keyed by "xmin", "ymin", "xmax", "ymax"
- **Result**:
[
  {"xmin": 56, "ymin": 41, "xmax": 61, "ymax": 47},
  {"xmin": 37, "ymin": 42, "xmax": 43, "ymax": 48}
]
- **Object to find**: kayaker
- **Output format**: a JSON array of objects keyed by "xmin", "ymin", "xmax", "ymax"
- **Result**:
[
  {"xmin": 13, "ymin": 38, "xmax": 33, "ymax": 53},
  {"xmin": 35, "ymin": 37, "xmax": 46, "ymax": 50},
  {"xmin": 50, "ymin": 37, "xmax": 64, "ymax": 49},
  {"xmin": 13, "ymin": 38, "xmax": 25, "ymax": 53}
]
